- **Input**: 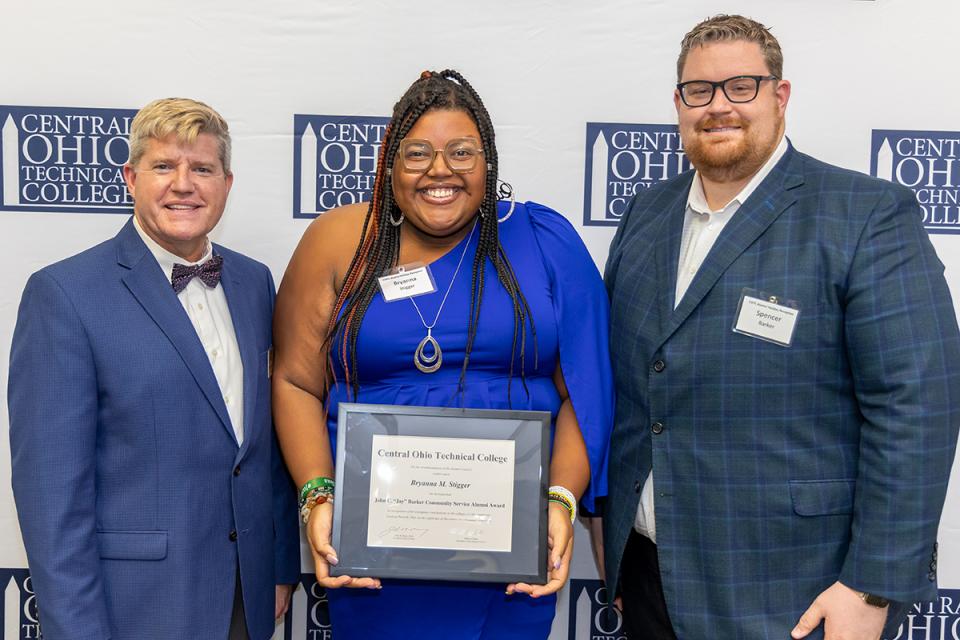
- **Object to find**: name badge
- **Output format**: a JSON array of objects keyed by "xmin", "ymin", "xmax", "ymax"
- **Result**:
[
  {"xmin": 732, "ymin": 288, "xmax": 800, "ymax": 347},
  {"xmin": 377, "ymin": 263, "xmax": 437, "ymax": 302}
]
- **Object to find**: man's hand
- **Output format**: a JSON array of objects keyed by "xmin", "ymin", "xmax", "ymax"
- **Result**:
[
  {"xmin": 275, "ymin": 584, "xmax": 294, "ymax": 619},
  {"xmin": 791, "ymin": 581, "xmax": 887, "ymax": 640}
]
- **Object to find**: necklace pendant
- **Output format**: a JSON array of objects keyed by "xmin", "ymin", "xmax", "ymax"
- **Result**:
[{"xmin": 414, "ymin": 331, "xmax": 442, "ymax": 373}]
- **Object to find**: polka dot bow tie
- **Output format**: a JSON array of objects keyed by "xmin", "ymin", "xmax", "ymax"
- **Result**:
[{"xmin": 171, "ymin": 254, "xmax": 223, "ymax": 293}]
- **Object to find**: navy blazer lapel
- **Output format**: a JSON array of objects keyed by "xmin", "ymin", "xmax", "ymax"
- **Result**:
[
  {"xmin": 653, "ymin": 178, "xmax": 691, "ymax": 337},
  {"xmin": 659, "ymin": 146, "xmax": 805, "ymax": 345},
  {"xmin": 218, "ymin": 253, "xmax": 259, "ymax": 459},
  {"xmin": 116, "ymin": 219, "xmax": 237, "ymax": 444}
]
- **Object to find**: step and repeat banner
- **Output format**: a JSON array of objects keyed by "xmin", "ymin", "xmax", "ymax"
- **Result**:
[{"xmin": 2, "ymin": 1, "xmax": 959, "ymax": 638}]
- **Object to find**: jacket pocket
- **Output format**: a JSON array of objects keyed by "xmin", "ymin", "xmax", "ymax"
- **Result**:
[
  {"xmin": 97, "ymin": 530, "xmax": 168, "ymax": 560},
  {"xmin": 789, "ymin": 479, "xmax": 855, "ymax": 516}
]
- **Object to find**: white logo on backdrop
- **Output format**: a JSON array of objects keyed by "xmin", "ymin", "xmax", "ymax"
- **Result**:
[
  {"xmin": 293, "ymin": 115, "xmax": 389, "ymax": 218},
  {"xmin": 871, "ymin": 130, "xmax": 960, "ymax": 234},
  {"xmin": 0, "ymin": 106, "xmax": 134, "ymax": 214},
  {"xmin": 582, "ymin": 123, "xmax": 690, "ymax": 227}
]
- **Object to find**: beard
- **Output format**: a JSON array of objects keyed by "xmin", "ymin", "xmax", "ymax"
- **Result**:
[{"xmin": 682, "ymin": 107, "xmax": 783, "ymax": 183}]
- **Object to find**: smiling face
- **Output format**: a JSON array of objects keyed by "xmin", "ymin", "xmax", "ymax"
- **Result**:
[
  {"xmin": 675, "ymin": 39, "xmax": 790, "ymax": 183},
  {"xmin": 123, "ymin": 133, "xmax": 233, "ymax": 261},
  {"xmin": 391, "ymin": 108, "xmax": 486, "ymax": 240}
]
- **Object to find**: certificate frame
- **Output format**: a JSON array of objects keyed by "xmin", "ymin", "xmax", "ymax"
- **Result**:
[{"xmin": 330, "ymin": 402, "xmax": 551, "ymax": 584}]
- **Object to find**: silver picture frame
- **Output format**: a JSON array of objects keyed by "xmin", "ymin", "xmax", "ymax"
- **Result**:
[{"xmin": 330, "ymin": 402, "xmax": 551, "ymax": 583}]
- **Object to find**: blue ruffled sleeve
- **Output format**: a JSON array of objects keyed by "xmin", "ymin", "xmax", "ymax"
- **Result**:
[{"xmin": 523, "ymin": 201, "xmax": 614, "ymax": 513}]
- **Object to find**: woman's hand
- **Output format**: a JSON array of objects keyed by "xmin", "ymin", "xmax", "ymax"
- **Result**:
[
  {"xmin": 307, "ymin": 501, "xmax": 381, "ymax": 589},
  {"xmin": 506, "ymin": 502, "xmax": 574, "ymax": 597}
]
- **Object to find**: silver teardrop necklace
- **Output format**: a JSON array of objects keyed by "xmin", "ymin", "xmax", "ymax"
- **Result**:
[{"xmin": 409, "ymin": 220, "xmax": 478, "ymax": 373}]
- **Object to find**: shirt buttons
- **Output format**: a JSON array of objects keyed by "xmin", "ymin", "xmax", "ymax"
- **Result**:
[
  {"xmin": 651, "ymin": 421, "xmax": 664, "ymax": 435},
  {"xmin": 198, "ymin": 303, "xmax": 204, "ymax": 310},
  {"xmin": 211, "ymin": 348, "xmax": 219, "ymax": 358}
]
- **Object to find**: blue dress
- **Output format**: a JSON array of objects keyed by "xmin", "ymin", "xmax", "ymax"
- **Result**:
[{"xmin": 325, "ymin": 201, "xmax": 613, "ymax": 639}]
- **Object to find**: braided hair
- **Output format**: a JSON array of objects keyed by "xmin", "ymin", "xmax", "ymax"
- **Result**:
[{"xmin": 326, "ymin": 69, "xmax": 536, "ymax": 401}]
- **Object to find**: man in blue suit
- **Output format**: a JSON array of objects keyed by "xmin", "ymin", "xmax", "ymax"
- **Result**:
[
  {"xmin": 9, "ymin": 98, "xmax": 300, "ymax": 639},
  {"xmin": 603, "ymin": 15, "xmax": 960, "ymax": 640}
]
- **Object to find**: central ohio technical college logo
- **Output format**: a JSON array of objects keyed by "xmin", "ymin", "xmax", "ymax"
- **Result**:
[
  {"xmin": 278, "ymin": 575, "xmax": 332, "ymax": 639},
  {"xmin": 566, "ymin": 579, "xmax": 625, "ymax": 640},
  {"xmin": 582, "ymin": 123, "xmax": 690, "ymax": 227},
  {"xmin": 0, "ymin": 105, "xmax": 135, "ymax": 214},
  {"xmin": 871, "ymin": 129, "xmax": 960, "ymax": 234},
  {"xmin": 1, "ymin": 570, "xmax": 42, "ymax": 639},
  {"xmin": 293, "ymin": 114, "xmax": 388, "ymax": 218},
  {"xmin": 889, "ymin": 590, "xmax": 960, "ymax": 640}
]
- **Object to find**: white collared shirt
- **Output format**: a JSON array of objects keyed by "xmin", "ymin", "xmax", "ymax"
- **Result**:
[
  {"xmin": 634, "ymin": 135, "xmax": 788, "ymax": 543},
  {"xmin": 133, "ymin": 217, "xmax": 244, "ymax": 445}
]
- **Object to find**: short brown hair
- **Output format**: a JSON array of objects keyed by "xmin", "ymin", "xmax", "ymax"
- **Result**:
[
  {"xmin": 677, "ymin": 14, "xmax": 783, "ymax": 81},
  {"xmin": 127, "ymin": 97, "xmax": 232, "ymax": 173}
]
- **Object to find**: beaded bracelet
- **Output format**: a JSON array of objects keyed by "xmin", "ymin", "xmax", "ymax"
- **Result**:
[
  {"xmin": 300, "ymin": 493, "xmax": 330, "ymax": 524},
  {"xmin": 299, "ymin": 476, "xmax": 335, "ymax": 504},
  {"xmin": 548, "ymin": 485, "xmax": 577, "ymax": 523}
]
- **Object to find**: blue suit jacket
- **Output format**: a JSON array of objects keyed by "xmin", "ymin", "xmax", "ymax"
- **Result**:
[
  {"xmin": 603, "ymin": 145, "xmax": 960, "ymax": 638},
  {"xmin": 9, "ymin": 219, "xmax": 300, "ymax": 640}
]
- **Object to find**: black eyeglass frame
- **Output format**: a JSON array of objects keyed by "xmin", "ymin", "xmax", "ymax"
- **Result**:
[{"xmin": 676, "ymin": 75, "xmax": 780, "ymax": 108}]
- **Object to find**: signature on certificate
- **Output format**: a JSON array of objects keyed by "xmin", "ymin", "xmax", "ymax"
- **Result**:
[{"xmin": 378, "ymin": 525, "xmax": 429, "ymax": 540}]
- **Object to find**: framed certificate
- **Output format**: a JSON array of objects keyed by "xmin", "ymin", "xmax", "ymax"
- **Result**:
[{"xmin": 330, "ymin": 403, "xmax": 551, "ymax": 583}]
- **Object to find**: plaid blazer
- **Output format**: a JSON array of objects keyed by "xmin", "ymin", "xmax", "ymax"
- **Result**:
[{"xmin": 602, "ymin": 144, "xmax": 960, "ymax": 638}]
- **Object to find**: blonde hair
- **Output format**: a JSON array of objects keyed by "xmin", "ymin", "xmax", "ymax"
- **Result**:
[
  {"xmin": 127, "ymin": 97, "xmax": 232, "ymax": 173},
  {"xmin": 677, "ymin": 15, "xmax": 783, "ymax": 81}
]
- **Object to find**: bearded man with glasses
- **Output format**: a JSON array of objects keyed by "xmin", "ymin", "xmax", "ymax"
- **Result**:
[{"xmin": 602, "ymin": 14, "xmax": 960, "ymax": 640}]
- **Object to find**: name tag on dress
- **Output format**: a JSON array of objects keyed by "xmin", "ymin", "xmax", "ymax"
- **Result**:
[
  {"xmin": 732, "ymin": 288, "xmax": 800, "ymax": 347},
  {"xmin": 378, "ymin": 263, "xmax": 437, "ymax": 302}
]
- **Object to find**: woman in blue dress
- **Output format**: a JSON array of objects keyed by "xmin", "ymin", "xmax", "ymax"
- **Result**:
[{"xmin": 273, "ymin": 70, "xmax": 613, "ymax": 639}]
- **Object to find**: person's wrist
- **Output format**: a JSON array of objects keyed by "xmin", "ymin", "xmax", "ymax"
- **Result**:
[
  {"xmin": 305, "ymin": 496, "xmax": 333, "ymax": 525},
  {"xmin": 548, "ymin": 485, "xmax": 577, "ymax": 522}
]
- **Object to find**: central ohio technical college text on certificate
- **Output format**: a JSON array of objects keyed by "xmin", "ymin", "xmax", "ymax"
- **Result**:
[{"xmin": 367, "ymin": 434, "xmax": 516, "ymax": 552}]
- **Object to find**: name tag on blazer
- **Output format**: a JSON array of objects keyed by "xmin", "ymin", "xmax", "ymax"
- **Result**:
[{"xmin": 732, "ymin": 288, "xmax": 800, "ymax": 347}]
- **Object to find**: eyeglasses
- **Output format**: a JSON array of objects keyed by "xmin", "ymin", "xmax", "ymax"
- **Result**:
[
  {"xmin": 676, "ymin": 75, "xmax": 779, "ymax": 108},
  {"xmin": 397, "ymin": 137, "xmax": 484, "ymax": 174}
]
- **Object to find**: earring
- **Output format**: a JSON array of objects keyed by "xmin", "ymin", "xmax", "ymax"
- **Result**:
[
  {"xmin": 497, "ymin": 180, "xmax": 515, "ymax": 223},
  {"xmin": 388, "ymin": 208, "xmax": 404, "ymax": 226}
]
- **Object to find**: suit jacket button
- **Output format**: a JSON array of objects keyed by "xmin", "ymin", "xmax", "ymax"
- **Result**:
[
  {"xmin": 233, "ymin": 465, "xmax": 241, "ymax": 476},
  {"xmin": 653, "ymin": 359, "xmax": 666, "ymax": 373},
  {"xmin": 229, "ymin": 530, "xmax": 238, "ymax": 541},
  {"xmin": 634, "ymin": 480, "xmax": 642, "ymax": 493},
  {"xmin": 651, "ymin": 421, "xmax": 664, "ymax": 434}
]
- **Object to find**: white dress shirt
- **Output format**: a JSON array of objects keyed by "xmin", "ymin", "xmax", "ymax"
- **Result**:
[
  {"xmin": 634, "ymin": 135, "xmax": 788, "ymax": 542},
  {"xmin": 133, "ymin": 217, "xmax": 245, "ymax": 445}
]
